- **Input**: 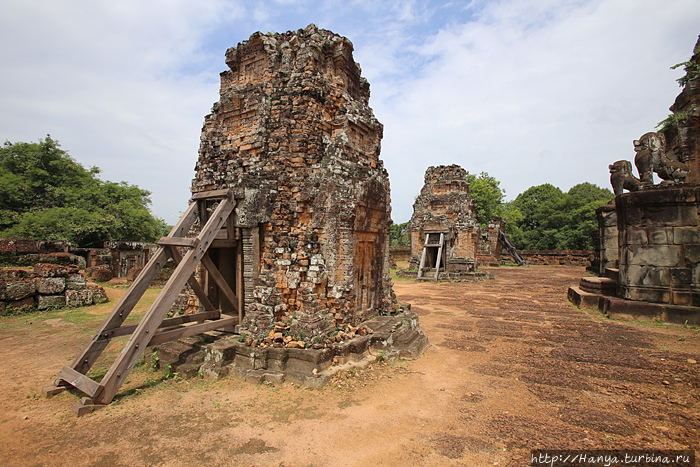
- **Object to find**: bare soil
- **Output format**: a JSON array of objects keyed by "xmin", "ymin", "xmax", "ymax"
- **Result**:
[{"xmin": 0, "ymin": 265, "xmax": 698, "ymax": 466}]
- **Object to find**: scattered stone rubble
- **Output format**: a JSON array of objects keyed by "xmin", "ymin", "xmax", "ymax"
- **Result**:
[
  {"xmin": 0, "ymin": 263, "xmax": 108, "ymax": 315},
  {"xmin": 570, "ymin": 36, "xmax": 700, "ymax": 324},
  {"xmin": 154, "ymin": 308, "xmax": 428, "ymax": 387}
]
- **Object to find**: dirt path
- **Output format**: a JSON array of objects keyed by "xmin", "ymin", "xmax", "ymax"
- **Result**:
[{"xmin": 0, "ymin": 265, "xmax": 698, "ymax": 466}]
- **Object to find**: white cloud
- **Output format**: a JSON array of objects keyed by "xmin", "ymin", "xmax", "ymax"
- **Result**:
[
  {"xmin": 0, "ymin": 0, "xmax": 245, "ymax": 223},
  {"xmin": 1, "ymin": 0, "xmax": 698, "ymax": 226},
  {"xmin": 368, "ymin": 0, "xmax": 700, "ymax": 221}
]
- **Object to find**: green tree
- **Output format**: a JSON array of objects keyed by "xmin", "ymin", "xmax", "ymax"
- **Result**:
[
  {"xmin": 390, "ymin": 221, "xmax": 410, "ymax": 247},
  {"xmin": 0, "ymin": 136, "xmax": 168, "ymax": 247},
  {"xmin": 510, "ymin": 182, "xmax": 612, "ymax": 250},
  {"xmin": 465, "ymin": 171, "xmax": 505, "ymax": 228}
]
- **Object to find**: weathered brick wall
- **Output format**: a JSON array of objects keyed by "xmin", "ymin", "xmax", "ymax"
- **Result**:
[
  {"xmin": 665, "ymin": 36, "xmax": 700, "ymax": 184},
  {"xmin": 192, "ymin": 25, "xmax": 395, "ymax": 335},
  {"xmin": 514, "ymin": 250, "xmax": 594, "ymax": 266},
  {"xmin": 389, "ymin": 247, "xmax": 411, "ymax": 263},
  {"xmin": 0, "ymin": 239, "xmax": 41, "ymax": 256},
  {"xmin": 477, "ymin": 218, "xmax": 504, "ymax": 266},
  {"xmin": 408, "ymin": 165, "xmax": 480, "ymax": 272}
]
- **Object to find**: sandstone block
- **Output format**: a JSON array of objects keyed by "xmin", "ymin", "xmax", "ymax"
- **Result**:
[
  {"xmin": 647, "ymin": 227, "xmax": 672, "ymax": 245},
  {"xmin": 624, "ymin": 265, "xmax": 671, "ymax": 288},
  {"xmin": 33, "ymin": 263, "xmax": 71, "ymax": 278},
  {"xmin": 624, "ymin": 229, "xmax": 646, "ymax": 245},
  {"xmin": 625, "ymin": 286, "xmax": 671, "ymax": 304},
  {"xmin": 0, "ymin": 269, "xmax": 29, "ymax": 280},
  {"xmin": 672, "ymin": 291, "xmax": 692, "ymax": 306},
  {"xmin": 674, "ymin": 227, "xmax": 700, "ymax": 245},
  {"xmin": 65, "ymin": 289, "xmax": 93, "ymax": 308},
  {"xmin": 37, "ymin": 295, "xmax": 66, "ymax": 310},
  {"xmin": 65, "ymin": 274, "xmax": 87, "ymax": 290},
  {"xmin": 685, "ymin": 245, "xmax": 700, "ymax": 264},
  {"xmin": 88, "ymin": 285, "xmax": 109, "ymax": 304},
  {"xmin": 5, "ymin": 280, "xmax": 36, "ymax": 301},
  {"xmin": 626, "ymin": 245, "xmax": 681, "ymax": 267},
  {"xmin": 85, "ymin": 267, "xmax": 113, "ymax": 282},
  {"xmin": 6, "ymin": 297, "xmax": 35, "ymax": 312},
  {"xmin": 35, "ymin": 277, "xmax": 65, "ymax": 295}
]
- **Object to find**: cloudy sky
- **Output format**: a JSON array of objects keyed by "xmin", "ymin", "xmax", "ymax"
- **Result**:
[{"xmin": 1, "ymin": 0, "xmax": 699, "ymax": 224}]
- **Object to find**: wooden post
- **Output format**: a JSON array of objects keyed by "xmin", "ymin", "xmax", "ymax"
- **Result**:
[{"xmin": 93, "ymin": 196, "xmax": 236, "ymax": 405}]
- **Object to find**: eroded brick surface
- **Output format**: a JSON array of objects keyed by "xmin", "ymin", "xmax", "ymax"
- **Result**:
[
  {"xmin": 408, "ymin": 165, "xmax": 481, "ymax": 273},
  {"xmin": 192, "ymin": 25, "xmax": 395, "ymax": 339}
]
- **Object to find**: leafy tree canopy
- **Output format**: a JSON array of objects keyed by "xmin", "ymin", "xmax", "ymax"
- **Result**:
[
  {"xmin": 511, "ymin": 182, "xmax": 613, "ymax": 250},
  {"xmin": 0, "ymin": 136, "xmax": 169, "ymax": 247},
  {"xmin": 465, "ymin": 171, "xmax": 505, "ymax": 228},
  {"xmin": 390, "ymin": 221, "xmax": 410, "ymax": 247}
]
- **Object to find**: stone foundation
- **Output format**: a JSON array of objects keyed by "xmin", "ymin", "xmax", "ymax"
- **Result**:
[{"xmin": 155, "ymin": 310, "xmax": 429, "ymax": 387}]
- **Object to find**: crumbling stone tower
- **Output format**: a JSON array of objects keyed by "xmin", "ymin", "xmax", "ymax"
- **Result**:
[
  {"xmin": 408, "ymin": 165, "xmax": 481, "ymax": 276},
  {"xmin": 192, "ymin": 25, "xmax": 395, "ymax": 338}
]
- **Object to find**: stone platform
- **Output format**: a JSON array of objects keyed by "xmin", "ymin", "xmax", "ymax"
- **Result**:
[
  {"xmin": 599, "ymin": 296, "xmax": 700, "ymax": 325},
  {"xmin": 396, "ymin": 269, "xmax": 491, "ymax": 282},
  {"xmin": 154, "ymin": 311, "xmax": 430, "ymax": 387}
]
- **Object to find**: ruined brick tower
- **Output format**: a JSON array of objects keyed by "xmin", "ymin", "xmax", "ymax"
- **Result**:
[
  {"xmin": 408, "ymin": 165, "xmax": 482, "ymax": 277},
  {"xmin": 192, "ymin": 25, "xmax": 395, "ymax": 338}
]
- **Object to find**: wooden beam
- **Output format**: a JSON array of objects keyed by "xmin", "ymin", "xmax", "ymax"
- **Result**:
[
  {"xmin": 201, "ymin": 252, "xmax": 239, "ymax": 313},
  {"xmin": 100, "ymin": 310, "xmax": 222, "ymax": 339},
  {"xmin": 94, "ymin": 197, "xmax": 236, "ymax": 405},
  {"xmin": 68, "ymin": 246, "xmax": 175, "ymax": 375},
  {"xmin": 211, "ymin": 239, "xmax": 239, "ymax": 249},
  {"xmin": 416, "ymin": 233, "xmax": 429, "ymax": 280},
  {"xmin": 57, "ymin": 366, "xmax": 104, "ymax": 399},
  {"xmin": 72, "ymin": 397, "xmax": 107, "ymax": 417},
  {"xmin": 168, "ymin": 246, "xmax": 216, "ymax": 312},
  {"xmin": 433, "ymin": 232, "xmax": 444, "ymax": 282},
  {"xmin": 236, "ymin": 233, "xmax": 243, "ymax": 324},
  {"xmin": 191, "ymin": 188, "xmax": 232, "ymax": 200},
  {"xmin": 158, "ymin": 237, "xmax": 199, "ymax": 248},
  {"xmin": 68, "ymin": 201, "xmax": 201, "ymax": 373},
  {"xmin": 147, "ymin": 317, "xmax": 238, "ymax": 346}
]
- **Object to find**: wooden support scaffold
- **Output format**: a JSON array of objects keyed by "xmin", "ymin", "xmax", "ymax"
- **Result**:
[
  {"xmin": 416, "ymin": 231, "xmax": 446, "ymax": 282},
  {"xmin": 43, "ymin": 189, "xmax": 244, "ymax": 416}
]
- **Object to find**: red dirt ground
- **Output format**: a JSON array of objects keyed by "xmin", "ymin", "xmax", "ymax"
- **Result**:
[{"xmin": 0, "ymin": 265, "xmax": 698, "ymax": 466}]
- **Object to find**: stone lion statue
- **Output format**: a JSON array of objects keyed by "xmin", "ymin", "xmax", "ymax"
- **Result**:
[
  {"xmin": 609, "ymin": 160, "xmax": 641, "ymax": 195},
  {"xmin": 634, "ymin": 132, "xmax": 689, "ymax": 186}
]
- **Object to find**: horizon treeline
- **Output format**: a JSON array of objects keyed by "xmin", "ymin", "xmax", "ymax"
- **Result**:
[
  {"xmin": 391, "ymin": 172, "xmax": 614, "ymax": 252},
  {"xmin": 0, "ymin": 136, "xmax": 169, "ymax": 248}
]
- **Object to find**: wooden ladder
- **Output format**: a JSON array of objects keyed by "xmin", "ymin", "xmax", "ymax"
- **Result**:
[
  {"xmin": 416, "ymin": 232, "xmax": 445, "ymax": 282},
  {"xmin": 43, "ymin": 189, "xmax": 242, "ymax": 416}
]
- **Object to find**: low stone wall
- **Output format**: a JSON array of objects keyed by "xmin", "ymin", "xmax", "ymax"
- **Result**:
[
  {"xmin": 0, "ymin": 263, "xmax": 108, "ymax": 315},
  {"xmin": 389, "ymin": 246, "xmax": 411, "ymax": 263},
  {"xmin": 514, "ymin": 250, "xmax": 594, "ymax": 266},
  {"xmin": 0, "ymin": 238, "xmax": 86, "ymax": 269}
]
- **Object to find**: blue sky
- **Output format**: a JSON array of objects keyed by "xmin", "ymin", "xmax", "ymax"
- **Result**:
[{"xmin": 1, "ymin": 0, "xmax": 699, "ymax": 224}]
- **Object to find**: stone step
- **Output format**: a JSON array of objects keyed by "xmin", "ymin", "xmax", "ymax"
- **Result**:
[
  {"xmin": 579, "ymin": 276, "xmax": 617, "ymax": 295},
  {"xmin": 605, "ymin": 268, "xmax": 619, "ymax": 282},
  {"xmin": 567, "ymin": 286, "xmax": 602, "ymax": 309},
  {"xmin": 600, "ymin": 296, "xmax": 700, "ymax": 325}
]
